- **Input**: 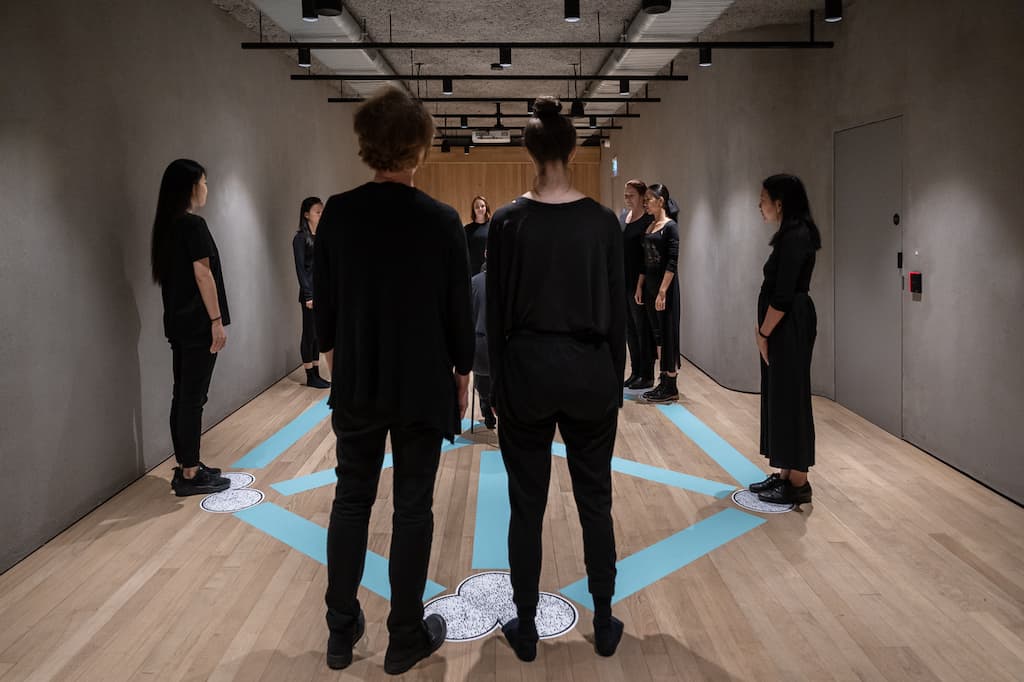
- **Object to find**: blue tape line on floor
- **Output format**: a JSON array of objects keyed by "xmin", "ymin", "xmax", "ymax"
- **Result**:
[
  {"xmin": 232, "ymin": 398, "xmax": 330, "ymax": 469},
  {"xmin": 472, "ymin": 451, "xmax": 511, "ymax": 569},
  {"xmin": 234, "ymin": 502, "xmax": 445, "ymax": 600},
  {"xmin": 657, "ymin": 404, "xmax": 766, "ymax": 487},
  {"xmin": 560, "ymin": 508, "xmax": 765, "ymax": 610},
  {"xmin": 270, "ymin": 453, "xmax": 395, "ymax": 496}
]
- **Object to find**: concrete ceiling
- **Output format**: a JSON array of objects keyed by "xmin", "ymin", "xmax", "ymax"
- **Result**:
[{"xmin": 214, "ymin": 0, "xmax": 843, "ymax": 139}]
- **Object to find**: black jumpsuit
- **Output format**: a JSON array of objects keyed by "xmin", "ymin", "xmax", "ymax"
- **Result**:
[
  {"xmin": 758, "ymin": 224, "xmax": 817, "ymax": 472},
  {"xmin": 642, "ymin": 220, "xmax": 681, "ymax": 374}
]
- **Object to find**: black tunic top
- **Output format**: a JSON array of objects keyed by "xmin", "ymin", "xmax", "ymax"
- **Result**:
[
  {"xmin": 619, "ymin": 209, "xmax": 654, "ymax": 291},
  {"xmin": 642, "ymin": 219, "xmax": 680, "ymax": 281},
  {"xmin": 464, "ymin": 221, "xmax": 490, "ymax": 275},
  {"xmin": 314, "ymin": 182, "xmax": 475, "ymax": 440},
  {"xmin": 758, "ymin": 224, "xmax": 816, "ymax": 316},
  {"xmin": 160, "ymin": 213, "xmax": 230, "ymax": 344},
  {"xmin": 292, "ymin": 230, "xmax": 314, "ymax": 304},
  {"xmin": 486, "ymin": 197, "xmax": 626, "ymax": 406}
]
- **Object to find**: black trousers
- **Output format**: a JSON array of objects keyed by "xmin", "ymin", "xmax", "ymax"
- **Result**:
[
  {"xmin": 475, "ymin": 373, "xmax": 493, "ymax": 417},
  {"xmin": 496, "ymin": 336, "xmax": 618, "ymax": 620},
  {"xmin": 325, "ymin": 417, "xmax": 442, "ymax": 651},
  {"xmin": 169, "ymin": 341, "xmax": 217, "ymax": 468},
  {"xmin": 300, "ymin": 304, "xmax": 319, "ymax": 364},
  {"xmin": 625, "ymin": 292, "xmax": 654, "ymax": 378}
]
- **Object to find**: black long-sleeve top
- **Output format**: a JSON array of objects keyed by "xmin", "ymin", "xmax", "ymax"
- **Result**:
[
  {"xmin": 292, "ymin": 230, "xmax": 314, "ymax": 303},
  {"xmin": 314, "ymin": 182, "xmax": 475, "ymax": 440},
  {"xmin": 486, "ymin": 197, "xmax": 626, "ymax": 406},
  {"xmin": 464, "ymin": 221, "xmax": 489, "ymax": 275},
  {"xmin": 759, "ymin": 224, "xmax": 816, "ymax": 312},
  {"xmin": 619, "ymin": 209, "xmax": 654, "ymax": 291},
  {"xmin": 642, "ymin": 219, "xmax": 680, "ymax": 281}
]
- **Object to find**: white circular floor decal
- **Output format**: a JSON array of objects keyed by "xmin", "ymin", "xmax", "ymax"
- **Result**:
[
  {"xmin": 731, "ymin": 489, "xmax": 794, "ymax": 513},
  {"xmin": 424, "ymin": 572, "xmax": 578, "ymax": 642},
  {"xmin": 223, "ymin": 472, "xmax": 255, "ymax": 489},
  {"xmin": 201, "ymin": 487, "xmax": 264, "ymax": 513}
]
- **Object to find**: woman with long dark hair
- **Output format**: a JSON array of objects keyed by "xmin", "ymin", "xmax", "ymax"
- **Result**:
[
  {"xmin": 749, "ymin": 174, "xmax": 820, "ymax": 505},
  {"xmin": 465, "ymin": 195, "xmax": 491, "ymax": 275},
  {"xmin": 151, "ymin": 159, "xmax": 231, "ymax": 496},
  {"xmin": 620, "ymin": 179, "xmax": 655, "ymax": 389},
  {"xmin": 636, "ymin": 183, "xmax": 681, "ymax": 403},
  {"xmin": 293, "ymin": 196, "xmax": 330, "ymax": 388},
  {"xmin": 488, "ymin": 96, "xmax": 625, "ymax": 662}
]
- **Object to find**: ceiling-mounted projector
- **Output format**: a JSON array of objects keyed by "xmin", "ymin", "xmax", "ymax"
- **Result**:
[{"xmin": 471, "ymin": 130, "xmax": 512, "ymax": 144}]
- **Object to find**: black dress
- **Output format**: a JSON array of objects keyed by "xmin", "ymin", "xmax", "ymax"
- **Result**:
[
  {"xmin": 758, "ymin": 224, "xmax": 817, "ymax": 472},
  {"xmin": 465, "ymin": 221, "xmax": 490, "ymax": 275},
  {"xmin": 620, "ymin": 209, "xmax": 655, "ymax": 378},
  {"xmin": 641, "ymin": 219, "xmax": 681, "ymax": 374}
]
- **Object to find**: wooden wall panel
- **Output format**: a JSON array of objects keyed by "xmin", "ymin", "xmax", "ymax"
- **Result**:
[{"xmin": 416, "ymin": 146, "xmax": 603, "ymax": 223}]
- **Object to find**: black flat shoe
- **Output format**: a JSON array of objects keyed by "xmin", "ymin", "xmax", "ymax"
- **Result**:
[
  {"xmin": 758, "ymin": 481, "xmax": 812, "ymax": 505},
  {"xmin": 627, "ymin": 376, "xmax": 655, "ymax": 390},
  {"xmin": 501, "ymin": 618, "xmax": 538, "ymax": 662},
  {"xmin": 623, "ymin": 373, "xmax": 639, "ymax": 388},
  {"xmin": 748, "ymin": 473, "xmax": 784, "ymax": 493},
  {"xmin": 593, "ymin": 616, "xmax": 624, "ymax": 657},
  {"xmin": 171, "ymin": 467, "xmax": 230, "ymax": 497},
  {"xmin": 384, "ymin": 614, "xmax": 447, "ymax": 675},
  {"xmin": 326, "ymin": 610, "xmax": 366, "ymax": 670}
]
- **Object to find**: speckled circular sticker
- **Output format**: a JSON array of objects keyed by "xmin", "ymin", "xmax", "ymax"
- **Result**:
[
  {"xmin": 200, "ymin": 487, "xmax": 264, "ymax": 513},
  {"xmin": 424, "ymin": 572, "xmax": 578, "ymax": 642},
  {"xmin": 731, "ymin": 489, "xmax": 794, "ymax": 513},
  {"xmin": 223, "ymin": 472, "xmax": 255, "ymax": 489}
]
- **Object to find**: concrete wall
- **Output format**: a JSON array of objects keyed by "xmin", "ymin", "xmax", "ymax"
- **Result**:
[
  {"xmin": 603, "ymin": 0, "xmax": 1024, "ymax": 502},
  {"xmin": 0, "ymin": 0, "xmax": 366, "ymax": 572}
]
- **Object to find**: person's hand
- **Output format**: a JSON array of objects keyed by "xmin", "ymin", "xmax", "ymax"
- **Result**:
[
  {"xmin": 305, "ymin": 299, "xmax": 314, "ymax": 309},
  {"xmin": 655, "ymin": 290, "xmax": 666, "ymax": 311},
  {"xmin": 755, "ymin": 325, "xmax": 769, "ymax": 366},
  {"xmin": 455, "ymin": 372, "xmax": 470, "ymax": 419},
  {"xmin": 634, "ymin": 287, "xmax": 644, "ymax": 305},
  {"xmin": 211, "ymin": 320, "xmax": 228, "ymax": 354}
]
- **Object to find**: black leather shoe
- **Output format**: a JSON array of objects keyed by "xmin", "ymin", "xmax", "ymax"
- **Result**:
[
  {"xmin": 384, "ymin": 614, "xmax": 447, "ymax": 675},
  {"xmin": 326, "ymin": 610, "xmax": 366, "ymax": 670},
  {"xmin": 593, "ymin": 616, "xmax": 624, "ymax": 657},
  {"xmin": 748, "ymin": 473, "xmax": 784, "ymax": 493},
  {"xmin": 641, "ymin": 376, "xmax": 678, "ymax": 403},
  {"xmin": 501, "ymin": 617, "xmax": 539, "ymax": 662},
  {"xmin": 623, "ymin": 373, "xmax": 639, "ymax": 388},
  {"xmin": 758, "ymin": 481, "xmax": 812, "ymax": 505},
  {"xmin": 627, "ymin": 376, "xmax": 655, "ymax": 390}
]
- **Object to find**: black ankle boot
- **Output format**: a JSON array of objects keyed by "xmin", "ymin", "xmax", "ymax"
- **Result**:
[
  {"xmin": 306, "ymin": 368, "xmax": 331, "ymax": 389},
  {"xmin": 641, "ymin": 374, "xmax": 678, "ymax": 403}
]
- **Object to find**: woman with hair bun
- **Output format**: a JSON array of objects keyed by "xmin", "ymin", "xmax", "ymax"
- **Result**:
[
  {"xmin": 636, "ymin": 183, "xmax": 681, "ymax": 403},
  {"xmin": 487, "ymin": 95, "xmax": 625, "ymax": 662}
]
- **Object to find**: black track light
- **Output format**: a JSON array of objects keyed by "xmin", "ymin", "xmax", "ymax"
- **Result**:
[
  {"xmin": 315, "ymin": 0, "xmax": 343, "ymax": 17},
  {"xmin": 565, "ymin": 0, "xmax": 581, "ymax": 23},
  {"xmin": 460, "ymin": 115, "xmax": 468, "ymax": 129},
  {"xmin": 825, "ymin": 0, "xmax": 843, "ymax": 22},
  {"xmin": 301, "ymin": 0, "xmax": 318, "ymax": 22},
  {"xmin": 589, "ymin": 115, "xmax": 597, "ymax": 128},
  {"xmin": 499, "ymin": 46, "xmax": 512, "ymax": 68},
  {"xmin": 464, "ymin": 145, "xmax": 470, "ymax": 155},
  {"xmin": 619, "ymin": 79, "xmax": 630, "ymax": 96},
  {"xmin": 698, "ymin": 46, "xmax": 712, "ymax": 67},
  {"xmin": 441, "ymin": 139, "xmax": 451, "ymax": 153},
  {"xmin": 442, "ymin": 77, "xmax": 453, "ymax": 95},
  {"xmin": 642, "ymin": 0, "xmax": 671, "ymax": 14},
  {"xmin": 298, "ymin": 47, "xmax": 312, "ymax": 68},
  {"xmin": 570, "ymin": 99, "xmax": 585, "ymax": 117}
]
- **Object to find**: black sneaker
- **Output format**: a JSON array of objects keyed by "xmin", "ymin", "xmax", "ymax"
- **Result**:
[
  {"xmin": 172, "ymin": 462, "xmax": 222, "ymax": 478},
  {"xmin": 171, "ymin": 467, "xmax": 230, "ymax": 497},
  {"xmin": 326, "ymin": 610, "xmax": 366, "ymax": 670},
  {"xmin": 501, "ymin": 617, "xmax": 538, "ymax": 662},
  {"xmin": 748, "ymin": 473, "xmax": 784, "ymax": 493},
  {"xmin": 758, "ymin": 480, "xmax": 812, "ymax": 505},
  {"xmin": 306, "ymin": 369, "xmax": 331, "ymax": 389},
  {"xmin": 626, "ymin": 376, "xmax": 655, "ymax": 390},
  {"xmin": 383, "ymin": 614, "xmax": 447, "ymax": 675},
  {"xmin": 593, "ymin": 616, "xmax": 624, "ymax": 657},
  {"xmin": 641, "ymin": 376, "xmax": 678, "ymax": 403}
]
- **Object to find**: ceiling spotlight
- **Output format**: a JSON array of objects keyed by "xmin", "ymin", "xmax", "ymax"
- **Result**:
[
  {"xmin": 301, "ymin": 0, "xmax": 318, "ymax": 22},
  {"xmin": 825, "ymin": 0, "xmax": 843, "ymax": 22},
  {"xmin": 460, "ymin": 115, "xmax": 468, "ymax": 129},
  {"xmin": 442, "ymin": 77, "xmax": 453, "ymax": 95},
  {"xmin": 298, "ymin": 47, "xmax": 312, "ymax": 68},
  {"xmin": 619, "ymin": 79, "xmax": 630, "ymax": 96},
  {"xmin": 315, "ymin": 0, "xmax": 343, "ymax": 16},
  {"xmin": 570, "ymin": 99, "xmax": 585, "ymax": 117},
  {"xmin": 499, "ymin": 46, "xmax": 512, "ymax": 68},
  {"xmin": 589, "ymin": 115, "xmax": 597, "ymax": 128},
  {"xmin": 698, "ymin": 46, "xmax": 712, "ymax": 67},
  {"xmin": 441, "ymin": 139, "xmax": 451, "ymax": 153},
  {"xmin": 641, "ymin": 0, "xmax": 671, "ymax": 14},
  {"xmin": 464, "ymin": 145, "xmax": 470, "ymax": 155},
  {"xmin": 564, "ymin": 0, "xmax": 581, "ymax": 22}
]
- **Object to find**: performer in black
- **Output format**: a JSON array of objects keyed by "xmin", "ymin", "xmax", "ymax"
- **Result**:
[
  {"xmin": 749, "ymin": 174, "xmax": 820, "ymax": 505},
  {"xmin": 487, "ymin": 96, "xmax": 625, "ymax": 662},
  {"xmin": 464, "ymin": 195, "xmax": 491, "ymax": 275},
  {"xmin": 292, "ymin": 196, "xmax": 330, "ymax": 388},
  {"xmin": 471, "ymin": 254, "xmax": 496, "ymax": 429},
  {"xmin": 620, "ymin": 179, "xmax": 655, "ymax": 389}
]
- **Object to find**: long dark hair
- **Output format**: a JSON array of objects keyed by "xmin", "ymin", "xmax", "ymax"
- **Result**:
[
  {"xmin": 763, "ymin": 174, "xmax": 822, "ymax": 250},
  {"xmin": 297, "ymin": 196, "xmax": 323, "ymax": 247},
  {"xmin": 470, "ymin": 195, "xmax": 491, "ymax": 223},
  {"xmin": 647, "ymin": 183, "xmax": 679, "ymax": 222},
  {"xmin": 151, "ymin": 159, "xmax": 206, "ymax": 284}
]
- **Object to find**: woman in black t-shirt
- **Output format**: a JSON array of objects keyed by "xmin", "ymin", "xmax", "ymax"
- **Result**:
[
  {"xmin": 292, "ymin": 196, "xmax": 330, "ymax": 389},
  {"xmin": 464, "ymin": 195, "xmax": 491, "ymax": 275},
  {"xmin": 151, "ymin": 159, "xmax": 231, "ymax": 497}
]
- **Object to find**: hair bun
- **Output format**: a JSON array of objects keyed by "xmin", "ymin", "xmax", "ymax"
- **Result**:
[{"xmin": 532, "ymin": 96, "xmax": 562, "ymax": 119}]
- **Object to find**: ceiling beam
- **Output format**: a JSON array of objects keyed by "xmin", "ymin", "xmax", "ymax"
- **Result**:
[
  {"xmin": 295, "ymin": 74, "xmax": 688, "ymax": 82},
  {"xmin": 328, "ymin": 97, "xmax": 661, "ymax": 103},
  {"xmin": 429, "ymin": 113, "xmax": 640, "ymax": 119},
  {"xmin": 244, "ymin": 41, "xmax": 833, "ymax": 51}
]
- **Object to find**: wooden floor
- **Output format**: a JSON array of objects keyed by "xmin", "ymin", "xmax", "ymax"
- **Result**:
[{"xmin": 2, "ymin": 361, "xmax": 1023, "ymax": 681}]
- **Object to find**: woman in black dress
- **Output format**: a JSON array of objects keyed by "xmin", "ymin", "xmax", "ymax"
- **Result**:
[
  {"xmin": 292, "ymin": 196, "xmax": 330, "ymax": 388},
  {"xmin": 488, "ymin": 96, "xmax": 625, "ymax": 662},
  {"xmin": 150, "ymin": 159, "xmax": 231, "ymax": 496},
  {"xmin": 636, "ymin": 183, "xmax": 681, "ymax": 403},
  {"xmin": 464, "ymin": 195, "xmax": 491, "ymax": 275},
  {"xmin": 748, "ymin": 174, "xmax": 820, "ymax": 505},
  {"xmin": 620, "ymin": 180, "xmax": 655, "ymax": 390}
]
